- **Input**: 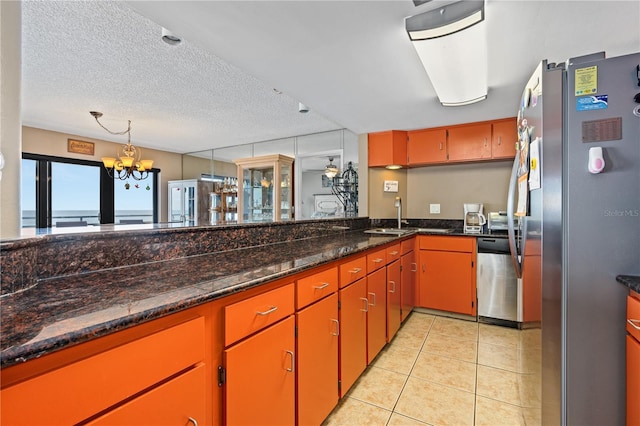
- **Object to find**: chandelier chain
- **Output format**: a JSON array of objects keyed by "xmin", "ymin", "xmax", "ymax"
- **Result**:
[{"xmin": 93, "ymin": 117, "xmax": 132, "ymax": 137}]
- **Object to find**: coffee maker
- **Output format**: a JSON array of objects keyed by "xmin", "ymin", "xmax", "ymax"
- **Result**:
[{"xmin": 463, "ymin": 203, "xmax": 486, "ymax": 234}]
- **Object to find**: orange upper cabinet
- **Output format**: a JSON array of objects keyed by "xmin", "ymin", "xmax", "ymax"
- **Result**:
[
  {"xmin": 447, "ymin": 122, "xmax": 492, "ymax": 162},
  {"xmin": 368, "ymin": 130, "xmax": 408, "ymax": 168},
  {"xmin": 491, "ymin": 118, "xmax": 518, "ymax": 159},
  {"xmin": 407, "ymin": 128, "xmax": 448, "ymax": 166}
]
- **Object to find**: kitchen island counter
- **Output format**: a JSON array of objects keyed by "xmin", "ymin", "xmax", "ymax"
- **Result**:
[
  {"xmin": 1, "ymin": 228, "xmax": 403, "ymax": 368},
  {"xmin": 617, "ymin": 275, "xmax": 640, "ymax": 293}
]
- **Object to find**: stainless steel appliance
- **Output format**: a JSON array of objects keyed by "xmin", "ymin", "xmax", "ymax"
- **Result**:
[
  {"xmin": 508, "ymin": 51, "xmax": 640, "ymax": 425},
  {"xmin": 477, "ymin": 236, "xmax": 519, "ymax": 326},
  {"xmin": 463, "ymin": 203, "xmax": 485, "ymax": 233}
]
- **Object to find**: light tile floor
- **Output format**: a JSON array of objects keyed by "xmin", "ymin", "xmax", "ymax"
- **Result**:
[{"xmin": 323, "ymin": 312, "xmax": 542, "ymax": 426}]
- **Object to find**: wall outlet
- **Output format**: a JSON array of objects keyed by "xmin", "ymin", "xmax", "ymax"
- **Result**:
[{"xmin": 430, "ymin": 204, "xmax": 441, "ymax": 214}]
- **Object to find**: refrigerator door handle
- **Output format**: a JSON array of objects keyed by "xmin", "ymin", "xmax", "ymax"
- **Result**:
[{"xmin": 507, "ymin": 155, "xmax": 523, "ymax": 278}]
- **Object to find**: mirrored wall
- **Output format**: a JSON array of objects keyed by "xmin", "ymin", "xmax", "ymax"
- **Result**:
[{"xmin": 182, "ymin": 129, "xmax": 359, "ymax": 223}]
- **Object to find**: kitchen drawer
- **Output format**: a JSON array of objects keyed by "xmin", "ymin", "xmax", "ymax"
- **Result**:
[
  {"xmin": 627, "ymin": 294, "xmax": 640, "ymax": 342},
  {"xmin": 386, "ymin": 244, "xmax": 401, "ymax": 263},
  {"xmin": 419, "ymin": 235, "xmax": 474, "ymax": 253},
  {"xmin": 401, "ymin": 237, "xmax": 415, "ymax": 255},
  {"xmin": 225, "ymin": 283, "xmax": 294, "ymax": 346},
  {"xmin": 1, "ymin": 317, "xmax": 205, "ymax": 426},
  {"xmin": 86, "ymin": 364, "xmax": 206, "ymax": 426},
  {"xmin": 367, "ymin": 248, "xmax": 387, "ymax": 274},
  {"xmin": 339, "ymin": 256, "xmax": 366, "ymax": 288},
  {"xmin": 296, "ymin": 266, "xmax": 338, "ymax": 309}
]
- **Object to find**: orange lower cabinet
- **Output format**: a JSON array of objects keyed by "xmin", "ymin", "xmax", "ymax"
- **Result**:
[
  {"xmin": 387, "ymin": 260, "xmax": 401, "ymax": 342},
  {"xmin": 0, "ymin": 316, "xmax": 206, "ymax": 426},
  {"xmin": 224, "ymin": 316, "xmax": 295, "ymax": 425},
  {"xmin": 400, "ymin": 250, "xmax": 416, "ymax": 322},
  {"xmin": 296, "ymin": 293, "xmax": 339, "ymax": 426},
  {"xmin": 419, "ymin": 249, "xmax": 475, "ymax": 316},
  {"xmin": 338, "ymin": 278, "xmax": 367, "ymax": 397},
  {"xmin": 86, "ymin": 364, "xmax": 206, "ymax": 426},
  {"xmin": 628, "ymin": 334, "xmax": 640, "ymax": 426},
  {"xmin": 367, "ymin": 268, "xmax": 387, "ymax": 363}
]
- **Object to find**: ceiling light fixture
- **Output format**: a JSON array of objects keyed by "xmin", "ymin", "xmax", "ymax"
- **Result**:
[
  {"xmin": 406, "ymin": 0, "xmax": 487, "ymax": 106},
  {"xmin": 161, "ymin": 27, "xmax": 182, "ymax": 45},
  {"xmin": 325, "ymin": 157, "xmax": 339, "ymax": 179},
  {"xmin": 298, "ymin": 102, "xmax": 310, "ymax": 113},
  {"xmin": 90, "ymin": 111, "xmax": 153, "ymax": 181}
]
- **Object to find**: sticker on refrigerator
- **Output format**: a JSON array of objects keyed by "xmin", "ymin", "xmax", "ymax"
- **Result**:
[
  {"xmin": 576, "ymin": 95, "xmax": 608, "ymax": 111},
  {"xmin": 528, "ymin": 137, "xmax": 541, "ymax": 190},
  {"xmin": 575, "ymin": 66, "xmax": 597, "ymax": 96}
]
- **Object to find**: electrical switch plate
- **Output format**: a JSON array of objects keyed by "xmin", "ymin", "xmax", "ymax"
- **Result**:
[{"xmin": 430, "ymin": 204, "xmax": 440, "ymax": 214}]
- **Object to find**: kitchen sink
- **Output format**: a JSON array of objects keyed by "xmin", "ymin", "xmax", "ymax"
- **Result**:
[
  {"xmin": 415, "ymin": 228, "xmax": 454, "ymax": 234},
  {"xmin": 364, "ymin": 228, "xmax": 413, "ymax": 236}
]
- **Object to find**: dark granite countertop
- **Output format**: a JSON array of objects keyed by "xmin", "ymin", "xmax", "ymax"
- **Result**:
[
  {"xmin": 617, "ymin": 275, "xmax": 640, "ymax": 293},
  {"xmin": 0, "ymin": 230, "xmax": 403, "ymax": 368}
]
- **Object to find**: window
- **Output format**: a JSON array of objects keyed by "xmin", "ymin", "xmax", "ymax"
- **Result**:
[
  {"xmin": 51, "ymin": 162, "xmax": 101, "ymax": 226},
  {"xmin": 20, "ymin": 159, "xmax": 37, "ymax": 228},
  {"xmin": 21, "ymin": 153, "xmax": 158, "ymax": 228},
  {"xmin": 114, "ymin": 178, "xmax": 155, "ymax": 224}
]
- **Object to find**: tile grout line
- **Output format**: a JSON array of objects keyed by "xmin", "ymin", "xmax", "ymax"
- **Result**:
[{"xmin": 386, "ymin": 315, "xmax": 434, "ymax": 425}]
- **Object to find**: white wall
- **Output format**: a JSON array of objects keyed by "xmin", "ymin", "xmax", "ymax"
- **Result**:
[{"xmin": 0, "ymin": 1, "xmax": 22, "ymax": 239}]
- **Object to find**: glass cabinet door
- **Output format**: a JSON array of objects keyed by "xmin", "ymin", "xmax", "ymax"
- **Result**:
[
  {"xmin": 235, "ymin": 154, "xmax": 294, "ymax": 222},
  {"xmin": 279, "ymin": 162, "xmax": 292, "ymax": 220},
  {"xmin": 168, "ymin": 182, "xmax": 184, "ymax": 222},
  {"xmin": 243, "ymin": 166, "xmax": 275, "ymax": 222}
]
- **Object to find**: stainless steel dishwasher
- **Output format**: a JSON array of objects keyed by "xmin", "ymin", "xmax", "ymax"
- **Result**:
[{"xmin": 476, "ymin": 236, "xmax": 520, "ymax": 327}]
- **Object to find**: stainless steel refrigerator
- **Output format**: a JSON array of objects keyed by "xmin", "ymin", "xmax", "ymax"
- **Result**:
[{"xmin": 507, "ymin": 51, "xmax": 640, "ymax": 425}]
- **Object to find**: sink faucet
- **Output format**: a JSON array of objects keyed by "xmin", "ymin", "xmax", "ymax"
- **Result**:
[{"xmin": 394, "ymin": 197, "xmax": 402, "ymax": 229}]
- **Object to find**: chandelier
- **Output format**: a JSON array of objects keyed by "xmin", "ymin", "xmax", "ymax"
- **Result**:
[
  {"xmin": 90, "ymin": 111, "xmax": 154, "ymax": 180},
  {"xmin": 324, "ymin": 157, "xmax": 339, "ymax": 179}
]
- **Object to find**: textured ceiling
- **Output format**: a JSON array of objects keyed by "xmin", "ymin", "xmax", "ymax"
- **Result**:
[
  {"xmin": 21, "ymin": 1, "xmax": 341, "ymax": 154},
  {"xmin": 21, "ymin": 1, "xmax": 640, "ymax": 155}
]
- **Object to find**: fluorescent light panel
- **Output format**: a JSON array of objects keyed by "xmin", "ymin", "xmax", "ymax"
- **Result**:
[{"xmin": 406, "ymin": 1, "xmax": 488, "ymax": 106}]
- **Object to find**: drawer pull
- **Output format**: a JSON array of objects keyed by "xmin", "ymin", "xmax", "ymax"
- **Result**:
[
  {"xmin": 360, "ymin": 297, "xmax": 369, "ymax": 312},
  {"xmin": 256, "ymin": 306, "xmax": 278, "ymax": 316},
  {"xmin": 349, "ymin": 267, "xmax": 362, "ymax": 274},
  {"xmin": 372, "ymin": 258, "xmax": 383, "ymax": 263},
  {"xmin": 285, "ymin": 350, "xmax": 295, "ymax": 372},
  {"xmin": 188, "ymin": 417, "xmax": 199, "ymax": 426},
  {"xmin": 411, "ymin": 262, "xmax": 418, "ymax": 272},
  {"xmin": 330, "ymin": 319, "xmax": 340, "ymax": 336},
  {"xmin": 389, "ymin": 281, "xmax": 396, "ymax": 293},
  {"xmin": 368, "ymin": 292, "xmax": 377, "ymax": 307},
  {"xmin": 628, "ymin": 319, "xmax": 640, "ymax": 331},
  {"xmin": 313, "ymin": 282, "xmax": 330, "ymax": 290},
  {"xmin": 389, "ymin": 251, "xmax": 399, "ymax": 256}
]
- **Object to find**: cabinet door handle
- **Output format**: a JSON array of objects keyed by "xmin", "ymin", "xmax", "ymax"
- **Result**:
[
  {"xmin": 187, "ymin": 417, "xmax": 199, "ymax": 426},
  {"xmin": 389, "ymin": 251, "xmax": 399, "ymax": 256},
  {"xmin": 330, "ymin": 319, "xmax": 340, "ymax": 336},
  {"xmin": 422, "ymin": 263, "xmax": 426, "ymax": 272},
  {"xmin": 349, "ymin": 267, "xmax": 362, "ymax": 274},
  {"xmin": 439, "ymin": 142, "xmax": 443, "ymax": 150},
  {"xmin": 360, "ymin": 297, "xmax": 369, "ymax": 312},
  {"xmin": 313, "ymin": 282, "xmax": 330, "ymax": 290},
  {"xmin": 368, "ymin": 292, "xmax": 377, "ymax": 307},
  {"xmin": 389, "ymin": 281, "xmax": 396, "ymax": 293},
  {"xmin": 498, "ymin": 136, "xmax": 502, "ymax": 146},
  {"xmin": 256, "ymin": 306, "xmax": 278, "ymax": 316},
  {"xmin": 285, "ymin": 350, "xmax": 295, "ymax": 372},
  {"xmin": 484, "ymin": 137, "xmax": 488, "ymax": 147},
  {"xmin": 372, "ymin": 258, "xmax": 383, "ymax": 263},
  {"xmin": 628, "ymin": 319, "xmax": 640, "ymax": 330},
  {"xmin": 411, "ymin": 262, "xmax": 418, "ymax": 272}
]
